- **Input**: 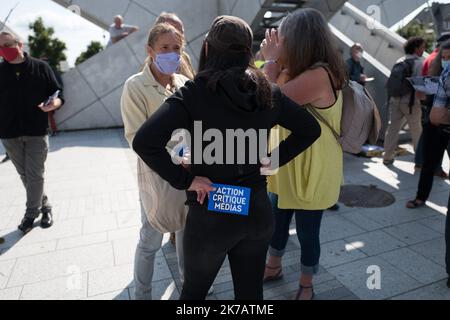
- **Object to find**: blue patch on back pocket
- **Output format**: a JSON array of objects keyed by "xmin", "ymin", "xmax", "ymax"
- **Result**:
[{"xmin": 207, "ymin": 184, "xmax": 251, "ymax": 216}]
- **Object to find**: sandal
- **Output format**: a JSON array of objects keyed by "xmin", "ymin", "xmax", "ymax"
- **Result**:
[
  {"xmin": 406, "ymin": 199, "xmax": 425, "ymax": 209},
  {"xmin": 263, "ymin": 265, "xmax": 283, "ymax": 283},
  {"xmin": 294, "ymin": 285, "xmax": 315, "ymax": 300}
]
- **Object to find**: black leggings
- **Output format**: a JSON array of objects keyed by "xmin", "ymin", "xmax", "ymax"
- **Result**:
[
  {"xmin": 447, "ymin": 194, "xmax": 450, "ymax": 275},
  {"xmin": 416, "ymin": 123, "xmax": 450, "ymax": 201},
  {"xmin": 180, "ymin": 187, "xmax": 273, "ymax": 300}
]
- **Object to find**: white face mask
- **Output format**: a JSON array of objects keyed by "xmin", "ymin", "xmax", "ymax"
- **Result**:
[
  {"xmin": 355, "ymin": 52, "xmax": 363, "ymax": 60},
  {"xmin": 155, "ymin": 52, "xmax": 181, "ymax": 75}
]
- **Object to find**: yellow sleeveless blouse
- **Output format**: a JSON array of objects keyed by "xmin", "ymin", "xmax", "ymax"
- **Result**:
[{"xmin": 268, "ymin": 92, "xmax": 344, "ymax": 210}]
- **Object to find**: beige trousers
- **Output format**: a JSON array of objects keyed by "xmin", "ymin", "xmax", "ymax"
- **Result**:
[{"xmin": 383, "ymin": 96, "xmax": 422, "ymax": 161}]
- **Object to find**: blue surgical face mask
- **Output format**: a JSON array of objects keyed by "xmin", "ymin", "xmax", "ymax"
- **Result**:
[
  {"xmin": 442, "ymin": 59, "xmax": 450, "ymax": 70},
  {"xmin": 154, "ymin": 52, "xmax": 181, "ymax": 75}
]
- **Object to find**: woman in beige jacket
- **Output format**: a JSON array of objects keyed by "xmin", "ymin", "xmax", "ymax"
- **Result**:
[{"xmin": 120, "ymin": 23, "xmax": 189, "ymax": 300}]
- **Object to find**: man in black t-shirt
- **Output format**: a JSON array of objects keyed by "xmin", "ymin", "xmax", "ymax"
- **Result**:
[{"xmin": 0, "ymin": 31, "xmax": 64, "ymax": 234}]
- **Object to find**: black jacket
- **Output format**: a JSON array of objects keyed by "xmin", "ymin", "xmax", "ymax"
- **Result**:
[
  {"xmin": 133, "ymin": 75, "xmax": 321, "ymax": 191},
  {"xmin": 346, "ymin": 58, "xmax": 365, "ymax": 85},
  {"xmin": 0, "ymin": 53, "xmax": 64, "ymax": 139}
]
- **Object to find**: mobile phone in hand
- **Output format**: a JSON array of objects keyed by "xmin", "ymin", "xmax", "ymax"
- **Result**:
[{"xmin": 43, "ymin": 90, "xmax": 60, "ymax": 106}]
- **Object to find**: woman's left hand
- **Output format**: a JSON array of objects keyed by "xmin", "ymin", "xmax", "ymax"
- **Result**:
[{"xmin": 260, "ymin": 28, "xmax": 282, "ymax": 62}]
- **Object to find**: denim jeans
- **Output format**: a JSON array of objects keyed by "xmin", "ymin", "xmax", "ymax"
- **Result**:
[
  {"xmin": 133, "ymin": 201, "xmax": 184, "ymax": 300},
  {"xmin": 268, "ymin": 193, "xmax": 323, "ymax": 275}
]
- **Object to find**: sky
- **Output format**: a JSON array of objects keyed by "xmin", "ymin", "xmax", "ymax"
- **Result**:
[
  {"xmin": 3, "ymin": 0, "xmax": 450, "ymax": 68},
  {"xmin": 0, "ymin": 0, "xmax": 108, "ymax": 68}
]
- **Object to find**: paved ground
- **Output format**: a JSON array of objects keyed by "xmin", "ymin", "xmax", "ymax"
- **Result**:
[{"xmin": 0, "ymin": 129, "xmax": 449, "ymax": 300}]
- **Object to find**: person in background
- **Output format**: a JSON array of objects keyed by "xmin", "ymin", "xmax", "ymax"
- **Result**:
[
  {"xmin": 422, "ymin": 33, "xmax": 450, "ymax": 76},
  {"xmin": 383, "ymin": 37, "xmax": 426, "ymax": 166},
  {"xmin": 153, "ymin": 12, "xmax": 195, "ymax": 247},
  {"xmin": 428, "ymin": 56, "xmax": 450, "ymax": 289},
  {"xmin": 0, "ymin": 31, "xmax": 64, "ymax": 234},
  {"xmin": 121, "ymin": 23, "xmax": 189, "ymax": 300},
  {"xmin": 346, "ymin": 43, "xmax": 367, "ymax": 86},
  {"xmin": 415, "ymin": 33, "xmax": 450, "ymax": 178},
  {"xmin": 407, "ymin": 40, "xmax": 450, "ymax": 209},
  {"xmin": 261, "ymin": 9, "xmax": 346, "ymax": 300},
  {"xmin": 107, "ymin": 15, "xmax": 139, "ymax": 47}
]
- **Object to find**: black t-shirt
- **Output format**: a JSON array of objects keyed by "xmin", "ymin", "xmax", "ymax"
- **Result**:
[
  {"xmin": 0, "ymin": 53, "xmax": 65, "ymax": 139},
  {"xmin": 346, "ymin": 58, "xmax": 365, "ymax": 85}
]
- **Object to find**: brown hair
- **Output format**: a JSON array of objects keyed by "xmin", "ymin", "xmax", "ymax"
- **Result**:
[
  {"xmin": 350, "ymin": 43, "xmax": 363, "ymax": 54},
  {"xmin": 278, "ymin": 8, "xmax": 347, "ymax": 89},
  {"xmin": 429, "ymin": 40, "xmax": 450, "ymax": 76},
  {"xmin": 404, "ymin": 36, "xmax": 425, "ymax": 55}
]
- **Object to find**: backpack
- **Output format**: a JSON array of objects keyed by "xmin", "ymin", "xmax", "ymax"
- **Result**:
[
  {"xmin": 307, "ymin": 63, "xmax": 382, "ymax": 154},
  {"xmin": 386, "ymin": 58, "xmax": 416, "ymax": 98}
]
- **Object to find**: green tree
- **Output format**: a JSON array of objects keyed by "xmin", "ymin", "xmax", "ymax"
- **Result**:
[
  {"xmin": 398, "ymin": 20, "xmax": 435, "ymax": 52},
  {"xmin": 28, "ymin": 17, "xmax": 67, "ymax": 72},
  {"xmin": 75, "ymin": 41, "xmax": 104, "ymax": 66}
]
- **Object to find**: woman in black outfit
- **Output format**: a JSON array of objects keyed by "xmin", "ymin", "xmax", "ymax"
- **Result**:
[{"xmin": 133, "ymin": 15, "xmax": 321, "ymax": 300}]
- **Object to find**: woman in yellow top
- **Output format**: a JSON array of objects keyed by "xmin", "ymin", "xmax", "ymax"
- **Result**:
[
  {"xmin": 260, "ymin": 9, "xmax": 347, "ymax": 300},
  {"xmin": 121, "ymin": 23, "xmax": 189, "ymax": 300}
]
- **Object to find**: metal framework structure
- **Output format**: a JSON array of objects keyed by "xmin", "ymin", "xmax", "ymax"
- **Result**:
[{"xmin": 251, "ymin": 0, "xmax": 346, "ymax": 51}]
